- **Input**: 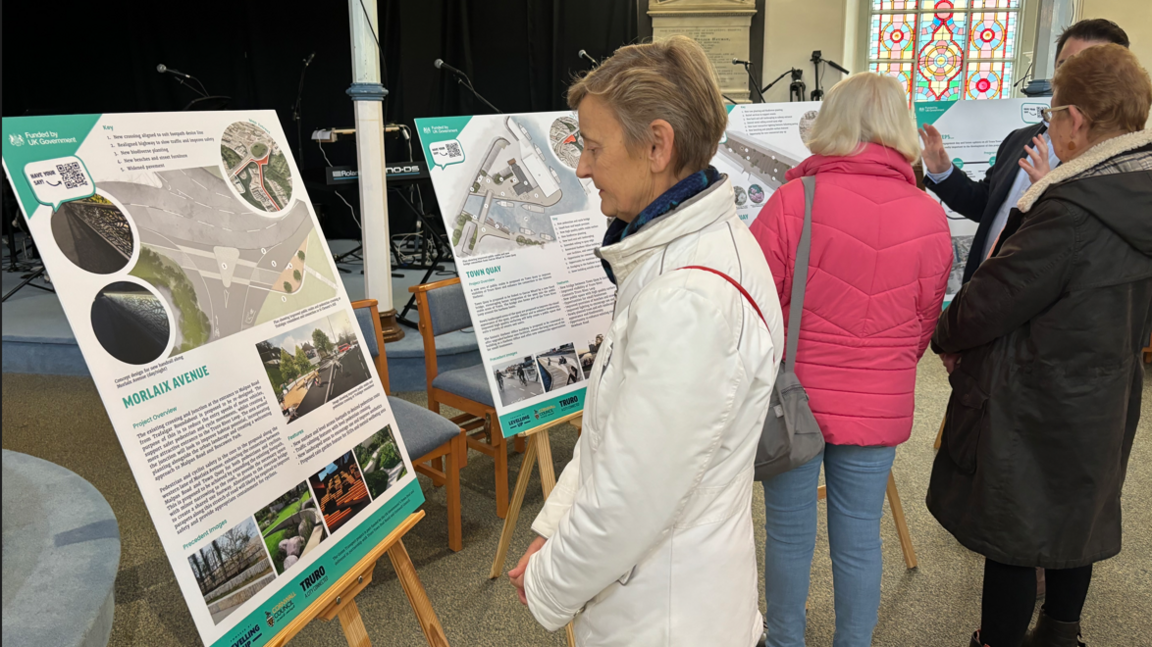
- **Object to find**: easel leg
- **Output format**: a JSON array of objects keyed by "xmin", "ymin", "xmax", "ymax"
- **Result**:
[
  {"xmin": 387, "ymin": 539, "xmax": 450, "ymax": 647},
  {"xmin": 337, "ymin": 599, "xmax": 372, "ymax": 647},
  {"xmin": 886, "ymin": 472, "xmax": 917, "ymax": 569},
  {"xmin": 934, "ymin": 417, "xmax": 945, "ymax": 450},
  {"xmin": 535, "ymin": 430, "xmax": 557, "ymax": 496},
  {"xmin": 489, "ymin": 436, "xmax": 539, "ymax": 579}
]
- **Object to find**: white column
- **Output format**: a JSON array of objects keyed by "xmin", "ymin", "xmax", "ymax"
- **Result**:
[
  {"xmin": 347, "ymin": 0, "xmax": 394, "ymax": 321},
  {"xmin": 1027, "ymin": 0, "xmax": 1077, "ymax": 94}
]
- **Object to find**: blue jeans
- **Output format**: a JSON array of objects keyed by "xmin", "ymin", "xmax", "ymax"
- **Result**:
[{"xmin": 762, "ymin": 443, "xmax": 897, "ymax": 647}]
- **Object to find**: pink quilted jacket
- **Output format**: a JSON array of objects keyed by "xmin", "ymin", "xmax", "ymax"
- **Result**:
[{"xmin": 750, "ymin": 144, "xmax": 952, "ymax": 447}]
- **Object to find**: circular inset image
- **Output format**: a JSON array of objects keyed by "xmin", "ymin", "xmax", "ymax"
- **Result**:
[
  {"xmin": 91, "ymin": 281, "xmax": 171, "ymax": 365},
  {"xmin": 733, "ymin": 186, "xmax": 748, "ymax": 206},
  {"xmin": 749, "ymin": 184, "xmax": 766, "ymax": 204},
  {"xmin": 549, "ymin": 115, "xmax": 583, "ymax": 169},
  {"xmin": 51, "ymin": 195, "xmax": 134, "ymax": 274},
  {"xmin": 220, "ymin": 121, "xmax": 294, "ymax": 213},
  {"xmin": 798, "ymin": 110, "xmax": 820, "ymax": 145}
]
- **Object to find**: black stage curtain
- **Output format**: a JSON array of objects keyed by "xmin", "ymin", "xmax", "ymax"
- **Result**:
[{"xmin": 2, "ymin": 1, "xmax": 637, "ymax": 240}]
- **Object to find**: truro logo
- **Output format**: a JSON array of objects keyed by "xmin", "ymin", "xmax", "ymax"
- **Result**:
[
  {"xmin": 299, "ymin": 565, "xmax": 328, "ymax": 597},
  {"xmin": 560, "ymin": 395, "xmax": 579, "ymax": 407}
]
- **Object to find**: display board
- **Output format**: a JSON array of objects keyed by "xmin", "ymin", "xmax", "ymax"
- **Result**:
[
  {"xmin": 715, "ymin": 102, "xmax": 822, "ymax": 225},
  {"xmin": 2, "ymin": 111, "xmax": 423, "ymax": 647},
  {"xmin": 417, "ymin": 113, "xmax": 612, "ymax": 437},
  {"xmin": 915, "ymin": 98, "xmax": 1050, "ymax": 298}
]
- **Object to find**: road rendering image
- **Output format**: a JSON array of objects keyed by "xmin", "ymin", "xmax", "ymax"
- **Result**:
[
  {"xmin": 220, "ymin": 121, "xmax": 293, "ymax": 212},
  {"xmin": 101, "ymin": 163, "xmax": 337, "ymax": 356},
  {"xmin": 258, "ymin": 311, "xmax": 370, "ymax": 422}
]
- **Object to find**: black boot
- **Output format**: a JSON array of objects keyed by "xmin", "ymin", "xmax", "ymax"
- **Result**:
[{"xmin": 1023, "ymin": 610, "xmax": 1086, "ymax": 647}]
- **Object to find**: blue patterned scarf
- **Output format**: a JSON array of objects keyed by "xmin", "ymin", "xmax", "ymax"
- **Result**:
[{"xmin": 601, "ymin": 166, "xmax": 721, "ymax": 284}]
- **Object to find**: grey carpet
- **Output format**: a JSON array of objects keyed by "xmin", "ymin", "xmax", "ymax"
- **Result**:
[{"xmin": 3, "ymin": 355, "xmax": 1149, "ymax": 646}]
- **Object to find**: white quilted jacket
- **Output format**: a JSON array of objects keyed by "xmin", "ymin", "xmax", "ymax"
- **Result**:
[{"xmin": 524, "ymin": 177, "xmax": 784, "ymax": 646}]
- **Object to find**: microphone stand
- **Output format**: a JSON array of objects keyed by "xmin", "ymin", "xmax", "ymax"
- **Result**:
[
  {"xmin": 761, "ymin": 68, "xmax": 806, "ymax": 102},
  {"xmin": 737, "ymin": 61, "xmax": 766, "ymax": 103},
  {"xmin": 293, "ymin": 55, "xmax": 314, "ymax": 166},
  {"xmin": 454, "ymin": 74, "xmax": 501, "ymax": 114}
]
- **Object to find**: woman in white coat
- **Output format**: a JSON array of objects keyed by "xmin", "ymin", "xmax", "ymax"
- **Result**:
[{"xmin": 507, "ymin": 36, "xmax": 784, "ymax": 646}]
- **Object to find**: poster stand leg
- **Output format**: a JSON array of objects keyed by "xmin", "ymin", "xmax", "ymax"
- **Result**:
[
  {"xmin": 266, "ymin": 511, "xmax": 449, "ymax": 647},
  {"xmin": 934, "ymin": 417, "xmax": 945, "ymax": 450},
  {"xmin": 487, "ymin": 413, "xmax": 580, "ymax": 647}
]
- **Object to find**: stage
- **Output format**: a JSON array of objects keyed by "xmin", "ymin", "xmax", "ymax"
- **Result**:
[{"xmin": 1, "ymin": 239, "xmax": 479, "ymax": 393}]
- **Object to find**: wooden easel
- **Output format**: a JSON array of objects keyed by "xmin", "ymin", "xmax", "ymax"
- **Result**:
[
  {"xmin": 266, "ymin": 511, "xmax": 449, "ymax": 647},
  {"xmin": 487, "ymin": 412, "xmax": 581, "ymax": 647}
]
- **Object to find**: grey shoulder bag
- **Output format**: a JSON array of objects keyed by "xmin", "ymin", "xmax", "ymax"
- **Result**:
[{"xmin": 754, "ymin": 175, "xmax": 825, "ymax": 481}]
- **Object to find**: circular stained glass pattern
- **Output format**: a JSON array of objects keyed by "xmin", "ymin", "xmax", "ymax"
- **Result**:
[
  {"xmin": 934, "ymin": 1, "xmax": 954, "ymax": 20},
  {"xmin": 881, "ymin": 18, "xmax": 915, "ymax": 57},
  {"xmin": 967, "ymin": 68, "xmax": 1005, "ymax": 99},
  {"xmin": 920, "ymin": 40, "xmax": 964, "ymax": 81}
]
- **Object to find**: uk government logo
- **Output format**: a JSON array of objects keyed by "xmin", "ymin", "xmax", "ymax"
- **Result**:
[{"xmin": 8, "ymin": 133, "xmax": 24, "ymax": 147}]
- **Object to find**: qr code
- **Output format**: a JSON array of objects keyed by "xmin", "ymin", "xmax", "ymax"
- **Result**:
[
  {"xmin": 56, "ymin": 161, "xmax": 88, "ymax": 189},
  {"xmin": 433, "ymin": 141, "xmax": 463, "ymax": 159}
]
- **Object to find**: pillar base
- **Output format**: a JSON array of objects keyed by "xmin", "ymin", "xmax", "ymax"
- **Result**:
[{"xmin": 379, "ymin": 308, "xmax": 405, "ymax": 342}]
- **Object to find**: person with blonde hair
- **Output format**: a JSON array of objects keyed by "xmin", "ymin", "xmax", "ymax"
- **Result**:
[
  {"xmin": 748, "ymin": 72, "xmax": 951, "ymax": 647},
  {"xmin": 506, "ymin": 35, "xmax": 784, "ymax": 646},
  {"xmin": 930, "ymin": 43, "xmax": 1152, "ymax": 647}
]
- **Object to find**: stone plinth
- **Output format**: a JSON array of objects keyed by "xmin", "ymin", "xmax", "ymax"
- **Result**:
[{"xmin": 650, "ymin": 0, "xmax": 758, "ymax": 102}]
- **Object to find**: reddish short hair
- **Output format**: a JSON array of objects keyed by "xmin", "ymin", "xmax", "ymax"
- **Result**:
[{"xmin": 1053, "ymin": 43, "xmax": 1151, "ymax": 134}]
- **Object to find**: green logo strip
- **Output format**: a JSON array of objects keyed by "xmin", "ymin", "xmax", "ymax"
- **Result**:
[
  {"xmin": 498, "ymin": 387, "xmax": 587, "ymax": 437},
  {"xmin": 913, "ymin": 101, "xmax": 957, "ymax": 128},
  {"xmin": 2, "ymin": 114, "xmax": 102, "ymax": 219}
]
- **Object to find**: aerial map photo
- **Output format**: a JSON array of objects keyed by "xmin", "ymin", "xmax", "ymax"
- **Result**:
[
  {"xmin": 97, "ymin": 164, "xmax": 338, "ymax": 356},
  {"xmin": 449, "ymin": 116, "xmax": 590, "ymax": 259},
  {"xmin": 220, "ymin": 121, "xmax": 294, "ymax": 212}
]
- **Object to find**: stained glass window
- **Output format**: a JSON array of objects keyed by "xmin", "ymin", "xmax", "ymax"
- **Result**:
[{"xmin": 868, "ymin": 0, "xmax": 1024, "ymax": 104}]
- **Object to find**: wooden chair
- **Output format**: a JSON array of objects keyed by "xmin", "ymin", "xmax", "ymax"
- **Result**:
[
  {"xmin": 352, "ymin": 299, "xmax": 467, "ymax": 551},
  {"xmin": 409, "ymin": 277, "xmax": 517, "ymax": 518},
  {"xmin": 1143, "ymin": 332, "xmax": 1151, "ymax": 364}
]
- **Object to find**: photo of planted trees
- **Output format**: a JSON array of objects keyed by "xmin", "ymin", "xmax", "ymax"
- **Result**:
[
  {"xmin": 186, "ymin": 517, "xmax": 275, "ymax": 625},
  {"xmin": 354, "ymin": 424, "xmax": 408, "ymax": 500}
]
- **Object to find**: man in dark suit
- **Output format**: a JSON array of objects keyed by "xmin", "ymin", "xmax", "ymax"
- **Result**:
[{"xmin": 919, "ymin": 19, "xmax": 1130, "ymax": 284}]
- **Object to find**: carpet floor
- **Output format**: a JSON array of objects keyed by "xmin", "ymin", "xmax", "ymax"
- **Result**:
[{"xmin": 3, "ymin": 355, "xmax": 1149, "ymax": 646}]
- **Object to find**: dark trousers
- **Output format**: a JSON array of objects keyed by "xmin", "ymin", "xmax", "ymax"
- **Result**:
[{"xmin": 980, "ymin": 559, "xmax": 1092, "ymax": 647}]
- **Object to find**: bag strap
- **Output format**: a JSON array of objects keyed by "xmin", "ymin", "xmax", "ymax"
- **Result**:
[
  {"xmin": 678, "ymin": 265, "xmax": 767, "ymax": 327},
  {"xmin": 785, "ymin": 176, "xmax": 816, "ymax": 373}
]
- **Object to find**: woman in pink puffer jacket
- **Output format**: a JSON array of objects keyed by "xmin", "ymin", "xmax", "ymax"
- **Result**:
[{"xmin": 748, "ymin": 73, "xmax": 952, "ymax": 647}]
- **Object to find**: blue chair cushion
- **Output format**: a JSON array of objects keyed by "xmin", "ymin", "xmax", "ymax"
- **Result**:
[
  {"xmin": 426, "ymin": 283, "xmax": 473, "ymax": 336},
  {"xmin": 389, "ymin": 396, "xmax": 460, "ymax": 461},
  {"xmin": 431, "ymin": 363, "xmax": 495, "ymax": 407},
  {"xmin": 353, "ymin": 306, "xmax": 380, "ymax": 359}
]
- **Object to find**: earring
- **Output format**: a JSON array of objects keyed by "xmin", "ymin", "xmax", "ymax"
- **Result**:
[{"xmin": 1067, "ymin": 141, "xmax": 1076, "ymax": 152}]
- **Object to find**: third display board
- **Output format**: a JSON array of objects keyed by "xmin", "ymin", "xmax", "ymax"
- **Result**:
[{"xmin": 416, "ymin": 98, "xmax": 1041, "ymax": 434}]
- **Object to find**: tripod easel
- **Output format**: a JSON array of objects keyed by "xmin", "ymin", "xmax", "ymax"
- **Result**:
[
  {"xmin": 266, "ymin": 510, "xmax": 449, "ymax": 647},
  {"xmin": 488, "ymin": 412, "xmax": 581, "ymax": 647}
]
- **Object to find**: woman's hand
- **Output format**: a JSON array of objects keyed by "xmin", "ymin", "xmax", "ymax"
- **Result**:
[
  {"xmin": 940, "ymin": 352, "xmax": 961, "ymax": 375},
  {"xmin": 508, "ymin": 535, "xmax": 547, "ymax": 605},
  {"xmin": 1019, "ymin": 136, "xmax": 1052, "ymax": 184}
]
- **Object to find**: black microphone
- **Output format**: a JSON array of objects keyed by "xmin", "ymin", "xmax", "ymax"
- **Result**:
[
  {"xmin": 434, "ymin": 59, "xmax": 466, "ymax": 77},
  {"xmin": 732, "ymin": 58, "xmax": 752, "ymax": 66},
  {"xmin": 156, "ymin": 63, "xmax": 190, "ymax": 78},
  {"xmin": 825, "ymin": 60, "xmax": 851, "ymax": 75},
  {"xmin": 304, "ymin": 51, "xmax": 316, "ymax": 66},
  {"xmin": 578, "ymin": 49, "xmax": 599, "ymax": 67}
]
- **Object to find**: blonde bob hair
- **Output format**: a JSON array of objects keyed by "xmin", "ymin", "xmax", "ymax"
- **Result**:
[
  {"xmin": 567, "ymin": 36, "xmax": 727, "ymax": 175},
  {"xmin": 805, "ymin": 72, "xmax": 921, "ymax": 163}
]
